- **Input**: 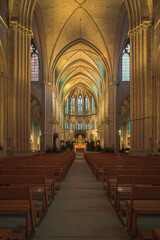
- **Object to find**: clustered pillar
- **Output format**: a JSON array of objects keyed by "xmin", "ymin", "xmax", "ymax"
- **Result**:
[
  {"xmin": 7, "ymin": 21, "xmax": 32, "ymax": 156},
  {"xmin": 129, "ymin": 21, "xmax": 153, "ymax": 154}
]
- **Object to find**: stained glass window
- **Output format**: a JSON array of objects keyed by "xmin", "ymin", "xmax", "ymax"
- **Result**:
[
  {"xmin": 71, "ymin": 96, "xmax": 75, "ymax": 115},
  {"xmin": 128, "ymin": 119, "xmax": 130, "ymax": 134},
  {"xmin": 85, "ymin": 121, "xmax": 90, "ymax": 130},
  {"xmin": 122, "ymin": 41, "xmax": 130, "ymax": 81},
  {"xmin": 78, "ymin": 122, "xmax": 83, "ymax": 130},
  {"xmin": 78, "ymin": 95, "xmax": 83, "ymax": 116},
  {"xmin": 71, "ymin": 122, "xmax": 75, "ymax": 130},
  {"xmin": 85, "ymin": 97, "xmax": 89, "ymax": 115},
  {"xmin": 31, "ymin": 41, "xmax": 39, "ymax": 82},
  {"xmin": 92, "ymin": 121, "xmax": 95, "ymax": 129},
  {"xmin": 65, "ymin": 98, "xmax": 69, "ymax": 115},
  {"xmin": 65, "ymin": 121, "xmax": 69, "ymax": 130},
  {"xmin": 92, "ymin": 98, "xmax": 95, "ymax": 114}
]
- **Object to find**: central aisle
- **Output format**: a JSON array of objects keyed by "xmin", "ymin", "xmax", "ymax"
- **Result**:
[{"xmin": 33, "ymin": 152, "xmax": 130, "ymax": 240}]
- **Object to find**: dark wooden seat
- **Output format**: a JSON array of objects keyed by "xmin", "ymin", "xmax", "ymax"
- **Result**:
[
  {"xmin": 0, "ymin": 228, "xmax": 12, "ymax": 240},
  {"xmin": 0, "ymin": 185, "xmax": 37, "ymax": 238},
  {"xmin": 126, "ymin": 185, "xmax": 160, "ymax": 239}
]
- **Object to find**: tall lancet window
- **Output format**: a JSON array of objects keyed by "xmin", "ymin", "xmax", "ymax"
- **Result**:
[
  {"xmin": 85, "ymin": 97, "xmax": 89, "ymax": 115},
  {"xmin": 65, "ymin": 98, "xmax": 69, "ymax": 115},
  {"xmin": 92, "ymin": 97, "xmax": 95, "ymax": 114},
  {"xmin": 78, "ymin": 95, "xmax": 83, "ymax": 116},
  {"xmin": 122, "ymin": 39, "xmax": 130, "ymax": 81},
  {"xmin": 71, "ymin": 96, "xmax": 75, "ymax": 115},
  {"xmin": 31, "ymin": 40, "xmax": 39, "ymax": 82}
]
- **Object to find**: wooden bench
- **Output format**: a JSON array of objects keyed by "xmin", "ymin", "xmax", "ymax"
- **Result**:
[
  {"xmin": 0, "ymin": 174, "xmax": 49, "ymax": 213},
  {"xmin": 137, "ymin": 228, "xmax": 160, "ymax": 240},
  {"xmin": 105, "ymin": 169, "xmax": 160, "ymax": 191},
  {"xmin": 126, "ymin": 184, "xmax": 160, "ymax": 239},
  {"xmin": 113, "ymin": 175, "xmax": 160, "ymax": 211},
  {"xmin": 152, "ymin": 228, "xmax": 160, "ymax": 240},
  {"xmin": 0, "ymin": 228, "xmax": 12, "ymax": 240},
  {"xmin": 0, "ymin": 185, "xmax": 37, "ymax": 238},
  {"xmin": 0, "ymin": 169, "xmax": 55, "ymax": 196},
  {"xmin": 0, "ymin": 165, "xmax": 62, "ymax": 189}
]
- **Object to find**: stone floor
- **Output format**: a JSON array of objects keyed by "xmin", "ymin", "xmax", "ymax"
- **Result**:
[{"xmin": 33, "ymin": 152, "xmax": 130, "ymax": 240}]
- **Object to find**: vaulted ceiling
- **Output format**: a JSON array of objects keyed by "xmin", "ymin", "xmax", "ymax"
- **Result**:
[{"xmin": 36, "ymin": 0, "xmax": 128, "ymax": 104}]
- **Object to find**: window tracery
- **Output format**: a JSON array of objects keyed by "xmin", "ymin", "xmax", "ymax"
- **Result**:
[
  {"xmin": 65, "ymin": 121, "xmax": 69, "ymax": 130},
  {"xmin": 71, "ymin": 122, "xmax": 75, "ymax": 130},
  {"xmin": 65, "ymin": 98, "xmax": 69, "ymax": 115},
  {"xmin": 92, "ymin": 98, "xmax": 95, "ymax": 114},
  {"xmin": 92, "ymin": 121, "xmax": 95, "ymax": 129},
  {"xmin": 122, "ymin": 39, "xmax": 130, "ymax": 81},
  {"xmin": 85, "ymin": 97, "xmax": 89, "ymax": 115},
  {"xmin": 31, "ymin": 40, "xmax": 39, "ymax": 82},
  {"xmin": 71, "ymin": 96, "xmax": 75, "ymax": 115},
  {"xmin": 78, "ymin": 95, "xmax": 83, "ymax": 116},
  {"xmin": 78, "ymin": 122, "xmax": 83, "ymax": 130}
]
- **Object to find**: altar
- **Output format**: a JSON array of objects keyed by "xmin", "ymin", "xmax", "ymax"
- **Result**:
[{"xmin": 73, "ymin": 143, "xmax": 87, "ymax": 151}]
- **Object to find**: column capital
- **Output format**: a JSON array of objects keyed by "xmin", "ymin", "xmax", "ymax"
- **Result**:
[
  {"xmin": 128, "ymin": 21, "xmax": 152, "ymax": 37},
  {"xmin": 9, "ymin": 21, "xmax": 33, "ymax": 36}
]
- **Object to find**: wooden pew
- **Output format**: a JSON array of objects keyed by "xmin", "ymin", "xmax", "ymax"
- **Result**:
[
  {"xmin": 126, "ymin": 184, "xmax": 160, "ymax": 239},
  {"xmin": 0, "ymin": 169, "xmax": 55, "ymax": 196},
  {"xmin": 104, "ymin": 169, "xmax": 160, "ymax": 192},
  {"xmin": 113, "ymin": 175, "xmax": 160, "ymax": 211},
  {"xmin": 0, "ymin": 185, "xmax": 37, "ymax": 238},
  {"xmin": 0, "ymin": 229, "xmax": 12, "ymax": 240},
  {"xmin": 84, "ymin": 153, "xmax": 160, "ymax": 180},
  {"xmin": 152, "ymin": 228, "xmax": 160, "ymax": 240},
  {"xmin": 136, "ymin": 227, "xmax": 160, "ymax": 240},
  {"xmin": 0, "ymin": 166, "xmax": 62, "ymax": 189},
  {"xmin": 0, "ymin": 175, "xmax": 48, "ymax": 212}
]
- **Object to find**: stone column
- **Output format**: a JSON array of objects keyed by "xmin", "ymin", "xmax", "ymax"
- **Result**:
[
  {"xmin": 0, "ymin": 72, "xmax": 7, "ymax": 157},
  {"xmin": 43, "ymin": 83, "xmax": 53, "ymax": 149},
  {"xmin": 153, "ymin": 51, "xmax": 160, "ymax": 153},
  {"xmin": 7, "ymin": 21, "xmax": 32, "ymax": 156},
  {"xmin": 107, "ymin": 83, "xmax": 115, "ymax": 149},
  {"xmin": 129, "ymin": 21, "xmax": 153, "ymax": 154}
]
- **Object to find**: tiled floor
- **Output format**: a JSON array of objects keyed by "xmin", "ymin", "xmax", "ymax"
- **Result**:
[{"xmin": 33, "ymin": 152, "xmax": 130, "ymax": 240}]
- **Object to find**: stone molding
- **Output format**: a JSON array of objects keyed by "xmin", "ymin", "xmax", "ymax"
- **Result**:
[
  {"xmin": 9, "ymin": 21, "xmax": 33, "ymax": 36},
  {"xmin": 128, "ymin": 21, "xmax": 152, "ymax": 37}
]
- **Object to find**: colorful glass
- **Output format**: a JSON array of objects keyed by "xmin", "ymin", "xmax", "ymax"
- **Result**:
[
  {"xmin": 78, "ymin": 96, "xmax": 83, "ymax": 116},
  {"xmin": 71, "ymin": 97, "xmax": 75, "ymax": 115},
  {"xmin": 92, "ymin": 98, "xmax": 95, "ymax": 114},
  {"xmin": 85, "ymin": 97, "xmax": 89, "ymax": 115},
  {"xmin": 31, "ymin": 42, "xmax": 39, "ymax": 82},
  {"xmin": 78, "ymin": 122, "xmax": 83, "ymax": 130},
  {"xmin": 65, "ymin": 98, "xmax": 69, "ymax": 115},
  {"xmin": 65, "ymin": 121, "xmax": 69, "ymax": 130},
  {"xmin": 122, "ymin": 43, "xmax": 130, "ymax": 81}
]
